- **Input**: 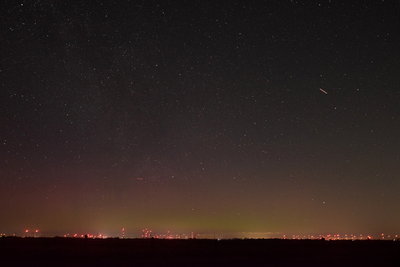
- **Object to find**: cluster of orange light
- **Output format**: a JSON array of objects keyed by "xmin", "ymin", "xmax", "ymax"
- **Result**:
[
  {"xmin": 141, "ymin": 229, "xmax": 196, "ymax": 239},
  {"xmin": 6, "ymin": 229, "xmax": 397, "ymax": 240},
  {"xmin": 23, "ymin": 229, "xmax": 40, "ymax": 237},
  {"xmin": 24, "ymin": 229, "xmax": 39, "ymax": 233},
  {"xmin": 62, "ymin": 233, "xmax": 106, "ymax": 239},
  {"xmin": 141, "ymin": 228, "xmax": 153, "ymax": 238}
]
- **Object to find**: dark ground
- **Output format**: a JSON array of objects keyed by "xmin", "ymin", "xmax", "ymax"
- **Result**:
[{"xmin": 0, "ymin": 237, "xmax": 399, "ymax": 266}]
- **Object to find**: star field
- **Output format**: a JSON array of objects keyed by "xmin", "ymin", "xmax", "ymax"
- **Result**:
[{"xmin": 0, "ymin": 0, "xmax": 399, "ymax": 237}]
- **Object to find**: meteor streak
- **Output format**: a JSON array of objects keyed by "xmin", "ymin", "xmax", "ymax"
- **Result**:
[{"xmin": 319, "ymin": 88, "xmax": 328, "ymax": 94}]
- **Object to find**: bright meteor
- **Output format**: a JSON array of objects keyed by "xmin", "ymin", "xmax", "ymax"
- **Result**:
[{"xmin": 319, "ymin": 88, "xmax": 328, "ymax": 94}]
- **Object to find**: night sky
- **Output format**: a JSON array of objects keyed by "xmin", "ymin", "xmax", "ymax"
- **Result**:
[{"xmin": 1, "ymin": 0, "xmax": 399, "ymax": 237}]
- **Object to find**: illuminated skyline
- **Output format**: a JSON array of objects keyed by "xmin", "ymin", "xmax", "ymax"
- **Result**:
[{"xmin": 1, "ymin": 1, "xmax": 399, "ymax": 237}]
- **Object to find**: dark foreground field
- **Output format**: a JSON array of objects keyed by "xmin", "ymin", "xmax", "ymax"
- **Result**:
[{"xmin": 0, "ymin": 237, "xmax": 399, "ymax": 266}]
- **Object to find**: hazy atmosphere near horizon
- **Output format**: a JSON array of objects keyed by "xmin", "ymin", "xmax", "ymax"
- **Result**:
[{"xmin": 1, "ymin": 0, "xmax": 399, "ymax": 238}]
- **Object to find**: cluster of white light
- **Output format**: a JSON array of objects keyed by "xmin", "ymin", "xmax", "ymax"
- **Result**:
[{"xmin": 283, "ymin": 233, "xmax": 399, "ymax": 241}]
